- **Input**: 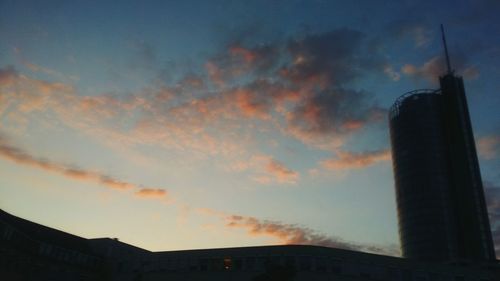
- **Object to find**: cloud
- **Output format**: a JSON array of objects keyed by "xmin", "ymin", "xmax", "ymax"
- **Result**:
[
  {"xmin": 0, "ymin": 27, "xmax": 389, "ymax": 181},
  {"xmin": 0, "ymin": 65, "xmax": 17, "ymax": 86},
  {"xmin": 287, "ymin": 89, "xmax": 363, "ymax": 135},
  {"xmin": 230, "ymin": 155, "xmax": 299, "ymax": 185},
  {"xmin": 402, "ymin": 56, "xmax": 445, "ymax": 82},
  {"xmin": 228, "ymin": 44, "xmax": 279, "ymax": 72},
  {"xmin": 484, "ymin": 181, "xmax": 500, "ymax": 257},
  {"xmin": 402, "ymin": 55, "xmax": 479, "ymax": 83},
  {"xmin": 477, "ymin": 135, "xmax": 500, "ymax": 160},
  {"xmin": 282, "ymin": 29, "xmax": 366, "ymax": 87},
  {"xmin": 206, "ymin": 43, "xmax": 280, "ymax": 85},
  {"xmin": 264, "ymin": 159, "xmax": 299, "ymax": 184},
  {"xmin": 0, "ymin": 134, "xmax": 163, "ymax": 194},
  {"xmin": 200, "ymin": 29, "xmax": 387, "ymax": 150},
  {"xmin": 13, "ymin": 47, "xmax": 79, "ymax": 83},
  {"xmin": 320, "ymin": 149, "xmax": 391, "ymax": 170},
  {"xmin": 384, "ymin": 65, "xmax": 401, "ymax": 81},
  {"xmin": 286, "ymin": 88, "xmax": 385, "ymax": 149},
  {"xmin": 227, "ymin": 79, "xmax": 300, "ymax": 120},
  {"xmin": 225, "ymin": 214, "xmax": 400, "ymax": 256},
  {"xmin": 135, "ymin": 188, "xmax": 168, "ymax": 198}
]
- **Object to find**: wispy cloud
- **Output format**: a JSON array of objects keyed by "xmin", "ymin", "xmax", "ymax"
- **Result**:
[
  {"xmin": 320, "ymin": 149, "xmax": 390, "ymax": 170},
  {"xmin": 135, "ymin": 188, "xmax": 168, "ymax": 198},
  {"xmin": 230, "ymin": 155, "xmax": 299, "ymax": 185},
  {"xmin": 1, "ymin": 27, "xmax": 387, "ymax": 149},
  {"xmin": 0, "ymin": 28, "xmax": 390, "ymax": 184},
  {"xmin": 384, "ymin": 65, "xmax": 401, "ymax": 81},
  {"xmin": 225, "ymin": 214, "xmax": 400, "ymax": 256},
  {"xmin": 0, "ymin": 134, "xmax": 167, "ymax": 197},
  {"xmin": 265, "ymin": 159, "xmax": 299, "ymax": 184},
  {"xmin": 402, "ymin": 55, "xmax": 479, "ymax": 83}
]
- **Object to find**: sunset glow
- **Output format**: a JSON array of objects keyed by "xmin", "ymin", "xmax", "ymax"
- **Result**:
[{"xmin": 0, "ymin": 0, "xmax": 499, "ymax": 255}]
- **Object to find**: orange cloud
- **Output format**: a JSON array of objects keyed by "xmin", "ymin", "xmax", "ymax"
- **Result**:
[
  {"xmin": 231, "ymin": 155, "xmax": 299, "ymax": 185},
  {"xmin": 321, "ymin": 150, "xmax": 390, "ymax": 170},
  {"xmin": 0, "ymin": 66, "xmax": 17, "ymax": 86},
  {"xmin": 0, "ymin": 37, "xmax": 386, "ymax": 170},
  {"xmin": 402, "ymin": 56, "xmax": 479, "ymax": 83},
  {"xmin": 135, "ymin": 188, "xmax": 168, "ymax": 198},
  {"xmin": 225, "ymin": 214, "xmax": 400, "ymax": 256},
  {"xmin": 265, "ymin": 159, "xmax": 299, "ymax": 184},
  {"xmin": 477, "ymin": 135, "xmax": 500, "ymax": 160},
  {"xmin": 229, "ymin": 46, "xmax": 257, "ymax": 64},
  {"xmin": 0, "ymin": 134, "xmax": 154, "ymax": 192},
  {"xmin": 234, "ymin": 88, "xmax": 271, "ymax": 119},
  {"xmin": 402, "ymin": 56, "xmax": 444, "ymax": 83},
  {"xmin": 99, "ymin": 176, "xmax": 135, "ymax": 190}
]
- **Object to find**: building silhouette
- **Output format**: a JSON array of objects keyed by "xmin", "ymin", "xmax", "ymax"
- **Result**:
[
  {"xmin": 1, "ymin": 209, "xmax": 498, "ymax": 281},
  {"xmin": 389, "ymin": 27, "xmax": 496, "ymax": 262}
]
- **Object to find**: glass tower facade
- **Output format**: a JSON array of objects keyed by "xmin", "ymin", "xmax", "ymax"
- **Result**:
[{"xmin": 389, "ymin": 74, "xmax": 496, "ymax": 262}]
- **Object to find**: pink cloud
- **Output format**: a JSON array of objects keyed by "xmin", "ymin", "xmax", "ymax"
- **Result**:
[
  {"xmin": 0, "ymin": 134, "xmax": 160, "ymax": 192},
  {"xmin": 231, "ymin": 155, "xmax": 299, "ymax": 185},
  {"xmin": 402, "ymin": 56, "xmax": 444, "ymax": 83},
  {"xmin": 321, "ymin": 150, "xmax": 391, "ymax": 170},
  {"xmin": 234, "ymin": 88, "xmax": 271, "ymax": 119},
  {"xmin": 265, "ymin": 159, "xmax": 299, "ymax": 184},
  {"xmin": 229, "ymin": 46, "xmax": 257, "ymax": 64},
  {"xmin": 402, "ymin": 56, "xmax": 480, "ymax": 83},
  {"xmin": 225, "ymin": 214, "xmax": 400, "ymax": 256},
  {"xmin": 0, "ymin": 29, "xmax": 388, "ymax": 173}
]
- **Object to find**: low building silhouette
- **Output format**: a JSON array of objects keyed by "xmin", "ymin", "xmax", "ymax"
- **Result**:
[{"xmin": 1, "ymin": 209, "xmax": 498, "ymax": 281}]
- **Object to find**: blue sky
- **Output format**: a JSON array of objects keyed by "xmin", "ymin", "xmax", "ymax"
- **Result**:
[{"xmin": 0, "ymin": 0, "xmax": 499, "ymax": 255}]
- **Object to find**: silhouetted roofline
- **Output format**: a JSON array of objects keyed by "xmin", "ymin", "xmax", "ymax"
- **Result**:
[
  {"xmin": 389, "ymin": 89, "xmax": 441, "ymax": 120},
  {"xmin": 0, "ymin": 208, "xmax": 96, "ymax": 255}
]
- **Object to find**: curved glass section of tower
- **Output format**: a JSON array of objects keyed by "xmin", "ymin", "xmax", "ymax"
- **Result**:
[{"xmin": 389, "ymin": 90, "xmax": 456, "ymax": 261}]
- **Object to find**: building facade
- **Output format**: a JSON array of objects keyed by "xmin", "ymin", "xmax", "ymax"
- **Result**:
[
  {"xmin": 389, "ymin": 73, "xmax": 496, "ymax": 262},
  {"xmin": 1, "ymin": 209, "xmax": 498, "ymax": 281}
]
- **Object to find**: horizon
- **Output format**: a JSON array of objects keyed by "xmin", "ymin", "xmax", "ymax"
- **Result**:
[{"xmin": 0, "ymin": 0, "xmax": 499, "ymax": 257}]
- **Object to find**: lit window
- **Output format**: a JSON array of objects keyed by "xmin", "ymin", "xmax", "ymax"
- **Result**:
[{"xmin": 224, "ymin": 258, "xmax": 232, "ymax": 270}]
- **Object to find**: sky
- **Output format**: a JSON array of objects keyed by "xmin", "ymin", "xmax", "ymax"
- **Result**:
[{"xmin": 0, "ymin": 0, "xmax": 499, "ymax": 256}]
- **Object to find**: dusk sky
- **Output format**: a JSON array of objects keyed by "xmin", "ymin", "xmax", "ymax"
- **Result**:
[{"xmin": 1, "ymin": 0, "xmax": 499, "ymax": 256}]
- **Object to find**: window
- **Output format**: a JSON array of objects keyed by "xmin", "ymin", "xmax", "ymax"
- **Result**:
[{"xmin": 223, "ymin": 257, "xmax": 232, "ymax": 270}]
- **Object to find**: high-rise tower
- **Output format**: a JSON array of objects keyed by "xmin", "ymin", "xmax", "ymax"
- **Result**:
[{"xmin": 388, "ymin": 26, "xmax": 496, "ymax": 262}]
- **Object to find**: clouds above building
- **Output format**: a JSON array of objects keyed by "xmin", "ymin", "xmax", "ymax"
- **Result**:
[{"xmin": 0, "ymin": 0, "xmax": 498, "ymax": 254}]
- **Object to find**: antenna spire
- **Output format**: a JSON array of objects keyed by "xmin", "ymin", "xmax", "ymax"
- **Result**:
[{"xmin": 440, "ymin": 24, "xmax": 452, "ymax": 74}]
